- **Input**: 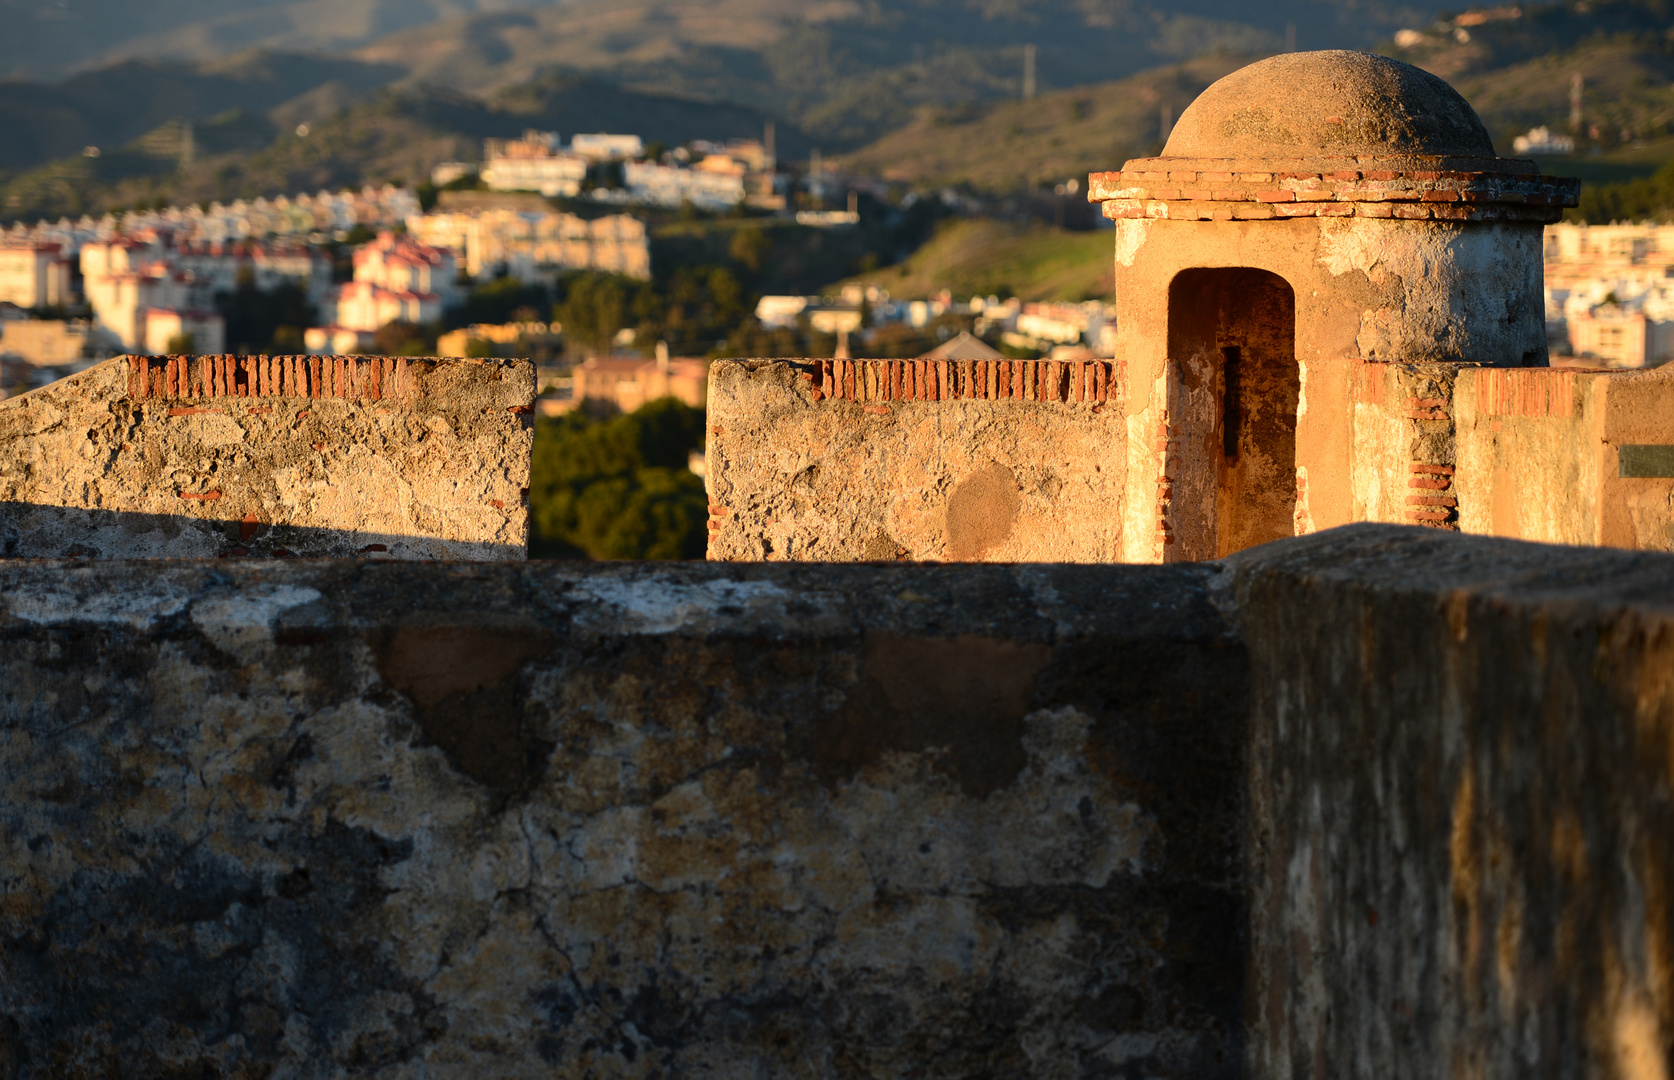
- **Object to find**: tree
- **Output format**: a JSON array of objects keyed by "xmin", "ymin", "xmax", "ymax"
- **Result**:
[
  {"xmin": 556, "ymin": 272, "xmax": 633, "ymax": 355},
  {"xmin": 216, "ymin": 273, "xmax": 317, "ymax": 354},
  {"xmin": 527, "ymin": 398, "xmax": 709, "ymax": 560}
]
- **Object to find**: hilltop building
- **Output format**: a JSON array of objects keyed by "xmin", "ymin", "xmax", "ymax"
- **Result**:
[
  {"xmin": 0, "ymin": 318, "xmax": 112, "ymax": 366},
  {"xmin": 574, "ymin": 344, "xmax": 708, "ymax": 412},
  {"xmin": 480, "ymin": 130, "xmax": 590, "ymax": 198},
  {"xmin": 570, "ymin": 133, "xmax": 645, "ymax": 161}
]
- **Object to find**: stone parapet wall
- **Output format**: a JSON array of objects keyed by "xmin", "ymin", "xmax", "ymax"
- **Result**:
[
  {"xmin": 1237, "ymin": 524, "xmax": 1674, "ymax": 1080},
  {"xmin": 3, "ymin": 525, "xmax": 1672, "ymax": 1077},
  {"xmin": 0, "ymin": 353, "xmax": 534, "ymax": 560},
  {"xmin": 705, "ymin": 360, "xmax": 1127, "ymax": 562},
  {"xmin": 0, "ymin": 555, "xmax": 1247, "ymax": 1079},
  {"xmin": 1347, "ymin": 361, "xmax": 1674, "ymax": 553}
]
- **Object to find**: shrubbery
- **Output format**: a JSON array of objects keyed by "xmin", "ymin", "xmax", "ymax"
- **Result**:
[
  {"xmin": 1572, "ymin": 163, "xmax": 1674, "ymax": 224},
  {"xmin": 528, "ymin": 397, "xmax": 709, "ymax": 559}
]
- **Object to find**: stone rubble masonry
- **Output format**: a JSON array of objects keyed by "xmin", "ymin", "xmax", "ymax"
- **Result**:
[
  {"xmin": 0, "ymin": 553, "xmax": 1248, "ymax": 1079},
  {"xmin": 0, "ymin": 353, "xmax": 535, "ymax": 560},
  {"xmin": 1233, "ymin": 524, "xmax": 1674, "ymax": 1080},
  {"xmin": 1088, "ymin": 158, "xmax": 1580, "ymax": 223},
  {"xmin": 705, "ymin": 359, "xmax": 1127, "ymax": 562},
  {"xmin": 1348, "ymin": 360, "xmax": 1674, "ymax": 551},
  {"xmin": 1, "ymin": 524, "xmax": 1670, "ymax": 1077}
]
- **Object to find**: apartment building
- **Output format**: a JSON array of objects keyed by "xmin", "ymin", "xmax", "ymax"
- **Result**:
[
  {"xmin": 0, "ymin": 243, "xmax": 72, "ymax": 309},
  {"xmin": 408, "ymin": 209, "xmax": 650, "ymax": 280},
  {"xmin": 80, "ymin": 235, "xmax": 224, "ymax": 353},
  {"xmin": 306, "ymin": 233, "xmax": 458, "ymax": 352},
  {"xmin": 481, "ymin": 131, "xmax": 589, "ymax": 198}
]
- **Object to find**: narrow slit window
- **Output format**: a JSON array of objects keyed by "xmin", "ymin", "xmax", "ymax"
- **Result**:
[{"xmin": 1221, "ymin": 345, "xmax": 1241, "ymax": 462}]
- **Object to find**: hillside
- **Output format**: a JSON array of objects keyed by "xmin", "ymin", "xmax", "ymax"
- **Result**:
[
  {"xmin": 0, "ymin": 52, "xmax": 405, "ymax": 176},
  {"xmin": 836, "ymin": 54, "xmax": 1251, "ymax": 195},
  {"xmin": 0, "ymin": 75, "xmax": 795, "ymax": 223},
  {"xmin": 836, "ymin": 2, "xmax": 1674, "ymax": 197},
  {"xmin": 356, "ymin": 0, "xmax": 1439, "ymax": 146},
  {"xmin": 839, "ymin": 219, "xmax": 1114, "ymax": 304},
  {"xmin": 0, "ymin": 0, "xmax": 547, "ymax": 81},
  {"xmin": 0, "ymin": 0, "xmax": 1448, "ymax": 156},
  {"xmin": 1386, "ymin": 0, "xmax": 1674, "ymax": 153}
]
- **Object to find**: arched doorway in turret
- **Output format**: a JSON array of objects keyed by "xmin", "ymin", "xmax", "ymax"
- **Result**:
[{"xmin": 1166, "ymin": 268, "xmax": 1299, "ymax": 558}]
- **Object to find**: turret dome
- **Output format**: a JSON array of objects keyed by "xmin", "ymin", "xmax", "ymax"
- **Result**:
[{"xmin": 1162, "ymin": 50, "xmax": 1495, "ymax": 161}]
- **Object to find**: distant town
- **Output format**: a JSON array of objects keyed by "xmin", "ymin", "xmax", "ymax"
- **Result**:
[{"xmin": 0, "ymin": 124, "xmax": 1660, "ymax": 413}]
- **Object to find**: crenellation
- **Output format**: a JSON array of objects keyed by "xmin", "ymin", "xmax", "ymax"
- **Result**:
[{"xmin": 0, "ymin": 352, "xmax": 534, "ymax": 559}]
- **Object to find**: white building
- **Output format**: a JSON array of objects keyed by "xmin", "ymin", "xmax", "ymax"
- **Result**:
[
  {"xmin": 0, "ymin": 243, "xmax": 73, "ymax": 309},
  {"xmin": 408, "ymin": 209, "xmax": 650, "ymax": 280},
  {"xmin": 621, "ymin": 161, "xmax": 745, "ymax": 211},
  {"xmin": 1512, "ymin": 127, "xmax": 1576, "ymax": 155},
  {"xmin": 142, "ymin": 309, "xmax": 225, "ymax": 355},
  {"xmin": 172, "ymin": 242, "xmax": 334, "ymax": 306},
  {"xmin": 80, "ymin": 236, "xmax": 224, "ymax": 353},
  {"xmin": 571, "ymin": 133, "xmax": 644, "ymax": 161},
  {"xmin": 481, "ymin": 130, "xmax": 590, "ymax": 198},
  {"xmin": 756, "ymin": 295, "xmax": 812, "ymax": 329},
  {"xmin": 308, "ymin": 233, "xmax": 459, "ymax": 351}
]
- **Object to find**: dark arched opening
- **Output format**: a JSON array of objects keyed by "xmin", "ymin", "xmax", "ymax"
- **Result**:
[{"xmin": 1167, "ymin": 268, "xmax": 1299, "ymax": 558}]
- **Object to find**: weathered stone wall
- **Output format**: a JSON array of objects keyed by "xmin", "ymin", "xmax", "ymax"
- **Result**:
[
  {"xmin": 0, "ymin": 354, "xmax": 534, "ymax": 560},
  {"xmin": 1237, "ymin": 525, "xmax": 1674, "ymax": 1080},
  {"xmin": 0, "ymin": 557, "xmax": 1246, "ymax": 1078},
  {"xmin": 8, "ymin": 525, "xmax": 1674, "ymax": 1077},
  {"xmin": 706, "ymin": 359, "xmax": 1127, "ymax": 562}
]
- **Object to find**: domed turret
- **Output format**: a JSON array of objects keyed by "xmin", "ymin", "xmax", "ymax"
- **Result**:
[{"xmin": 1161, "ymin": 51, "xmax": 1495, "ymax": 162}]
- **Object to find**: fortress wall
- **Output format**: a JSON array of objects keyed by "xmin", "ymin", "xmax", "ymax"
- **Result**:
[
  {"xmin": 0, "ymin": 556, "xmax": 1247, "ymax": 1080},
  {"xmin": 1238, "ymin": 525, "xmax": 1674, "ymax": 1080},
  {"xmin": 0, "ymin": 354, "xmax": 534, "ymax": 560},
  {"xmin": 1595, "ymin": 364, "xmax": 1674, "ymax": 552},
  {"xmin": 1453, "ymin": 366, "xmax": 1608, "ymax": 547},
  {"xmin": 705, "ymin": 359, "xmax": 1127, "ymax": 562},
  {"xmin": 2, "ymin": 526, "xmax": 1673, "ymax": 1076}
]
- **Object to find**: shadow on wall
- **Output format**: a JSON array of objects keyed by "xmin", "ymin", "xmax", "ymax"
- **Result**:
[{"xmin": 0, "ymin": 503, "xmax": 526, "ymax": 561}]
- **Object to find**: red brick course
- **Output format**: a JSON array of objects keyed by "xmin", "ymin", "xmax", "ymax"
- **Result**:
[
  {"xmin": 811, "ymin": 358, "xmax": 1116, "ymax": 405},
  {"xmin": 125, "ymin": 354, "xmax": 417, "ymax": 401}
]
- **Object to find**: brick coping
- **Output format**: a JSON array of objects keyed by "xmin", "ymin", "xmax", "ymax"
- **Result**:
[
  {"xmin": 119, "ymin": 354, "xmax": 527, "ymax": 404},
  {"xmin": 798, "ymin": 358, "xmax": 1120, "ymax": 405},
  {"xmin": 1089, "ymin": 159, "xmax": 1579, "ymax": 224}
]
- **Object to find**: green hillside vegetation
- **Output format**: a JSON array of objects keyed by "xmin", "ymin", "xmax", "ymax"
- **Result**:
[
  {"xmin": 0, "ymin": 52, "xmax": 404, "ymax": 176},
  {"xmin": 836, "ymin": 54, "xmax": 1250, "ymax": 195},
  {"xmin": 840, "ymin": 219, "xmax": 1114, "ymax": 304},
  {"xmin": 829, "ymin": 2, "xmax": 1674, "ymax": 207},
  {"xmin": 528, "ymin": 398, "xmax": 709, "ymax": 560}
]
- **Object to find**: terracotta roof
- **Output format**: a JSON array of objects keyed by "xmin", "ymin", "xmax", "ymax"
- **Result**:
[{"xmin": 917, "ymin": 331, "xmax": 1003, "ymax": 361}]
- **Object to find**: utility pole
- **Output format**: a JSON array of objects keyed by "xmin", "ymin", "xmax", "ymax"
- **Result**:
[
  {"xmin": 1023, "ymin": 44, "xmax": 1036, "ymax": 101},
  {"xmin": 1570, "ymin": 73, "xmax": 1584, "ymax": 133}
]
